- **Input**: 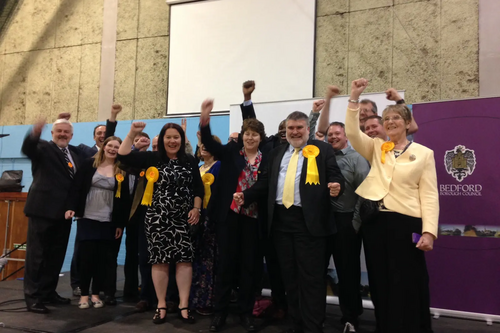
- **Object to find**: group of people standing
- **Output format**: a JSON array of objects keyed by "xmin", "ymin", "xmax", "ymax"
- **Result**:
[{"xmin": 21, "ymin": 78, "xmax": 438, "ymax": 333}]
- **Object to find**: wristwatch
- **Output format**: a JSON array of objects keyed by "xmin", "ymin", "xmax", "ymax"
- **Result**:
[{"xmin": 396, "ymin": 99, "xmax": 405, "ymax": 104}]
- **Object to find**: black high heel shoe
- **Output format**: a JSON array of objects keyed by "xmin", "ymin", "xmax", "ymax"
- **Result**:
[
  {"xmin": 152, "ymin": 307, "xmax": 167, "ymax": 324},
  {"xmin": 178, "ymin": 307, "xmax": 196, "ymax": 324}
]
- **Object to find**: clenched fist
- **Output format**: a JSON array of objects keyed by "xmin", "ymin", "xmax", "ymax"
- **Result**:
[{"xmin": 328, "ymin": 182, "xmax": 341, "ymax": 197}]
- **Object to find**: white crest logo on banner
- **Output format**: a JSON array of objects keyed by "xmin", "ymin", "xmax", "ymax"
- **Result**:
[{"xmin": 444, "ymin": 145, "xmax": 476, "ymax": 182}]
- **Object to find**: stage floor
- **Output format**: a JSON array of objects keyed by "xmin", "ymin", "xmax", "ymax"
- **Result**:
[{"xmin": 0, "ymin": 269, "xmax": 495, "ymax": 333}]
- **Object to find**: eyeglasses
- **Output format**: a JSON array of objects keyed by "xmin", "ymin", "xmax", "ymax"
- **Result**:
[{"xmin": 383, "ymin": 115, "xmax": 403, "ymax": 122}]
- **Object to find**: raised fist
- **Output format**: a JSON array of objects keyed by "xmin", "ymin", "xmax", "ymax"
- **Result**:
[
  {"xmin": 57, "ymin": 113, "xmax": 71, "ymax": 121},
  {"xmin": 350, "ymin": 79, "xmax": 368, "ymax": 99},
  {"xmin": 326, "ymin": 85, "xmax": 340, "ymax": 98},
  {"xmin": 130, "ymin": 122, "xmax": 146, "ymax": 135},
  {"xmin": 312, "ymin": 99, "xmax": 325, "ymax": 113},
  {"xmin": 385, "ymin": 88, "xmax": 402, "ymax": 102},
  {"xmin": 111, "ymin": 104, "xmax": 122, "ymax": 115},
  {"xmin": 242, "ymin": 80, "xmax": 255, "ymax": 96}
]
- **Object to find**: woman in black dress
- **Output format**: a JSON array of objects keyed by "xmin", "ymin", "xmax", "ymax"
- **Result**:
[{"xmin": 118, "ymin": 122, "xmax": 204, "ymax": 324}]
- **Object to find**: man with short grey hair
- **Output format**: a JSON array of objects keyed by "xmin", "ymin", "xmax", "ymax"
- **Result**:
[
  {"xmin": 22, "ymin": 117, "xmax": 83, "ymax": 314},
  {"xmin": 234, "ymin": 111, "xmax": 345, "ymax": 333}
]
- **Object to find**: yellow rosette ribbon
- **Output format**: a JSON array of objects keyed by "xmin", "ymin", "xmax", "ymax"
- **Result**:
[
  {"xmin": 381, "ymin": 141, "xmax": 395, "ymax": 164},
  {"xmin": 115, "ymin": 174, "xmax": 124, "ymax": 198},
  {"xmin": 201, "ymin": 173, "xmax": 215, "ymax": 209},
  {"xmin": 141, "ymin": 167, "xmax": 159, "ymax": 206},
  {"xmin": 303, "ymin": 145, "xmax": 320, "ymax": 185}
]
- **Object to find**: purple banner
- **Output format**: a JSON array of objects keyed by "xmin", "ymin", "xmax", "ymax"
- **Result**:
[{"xmin": 413, "ymin": 97, "xmax": 500, "ymax": 315}]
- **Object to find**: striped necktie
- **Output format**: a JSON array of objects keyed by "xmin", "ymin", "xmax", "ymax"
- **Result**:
[{"xmin": 62, "ymin": 148, "xmax": 74, "ymax": 178}]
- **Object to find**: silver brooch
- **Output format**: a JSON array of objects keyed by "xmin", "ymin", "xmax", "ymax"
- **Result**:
[{"xmin": 410, "ymin": 154, "xmax": 416, "ymax": 161}]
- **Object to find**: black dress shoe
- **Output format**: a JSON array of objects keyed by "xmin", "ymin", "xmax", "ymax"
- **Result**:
[
  {"xmin": 178, "ymin": 307, "xmax": 196, "ymax": 324},
  {"xmin": 104, "ymin": 295, "xmax": 117, "ymax": 305},
  {"xmin": 135, "ymin": 300, "xmax": 150, "ymax": 312},
  {"xmin": 240, "ymin": 315, "xmax": 257, "ymax": 332},
  {"xmin": 209, "ymin": 315, "xmax": 226, "ymax": 332},
  {"xmin": 45, "ymin": 294, "xmax": 71, "ymax": 304},
  {"xmin": 28, "ymin": 302, "xmax": 50, "ymax": 314}
]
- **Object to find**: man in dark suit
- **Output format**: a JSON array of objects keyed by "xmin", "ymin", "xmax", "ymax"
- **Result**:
[
  {"xmin": 21, "ymin": 118, "xmax": 83, "ymax": 314},
  {"xmin": 66, "ymin": 105, "xmax": 121, "ymax": 297},
  {"xmin": 234, "ymin": 111, "xmax": 345, "ymax": 333}
]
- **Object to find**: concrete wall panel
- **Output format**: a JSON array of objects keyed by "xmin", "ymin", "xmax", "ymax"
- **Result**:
[
  {"xmin": 315, "ymin": 13, "xmax": 349, "ymax": 96},
  {"xmin": 135, "ymin": 37, "xmax": 169, "ymax": 119}
]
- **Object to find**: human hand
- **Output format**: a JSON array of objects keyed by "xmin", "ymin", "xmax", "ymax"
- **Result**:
[
  {"xmin": 312, "ymin": 99, "xmax": 325, "ymax": 113},
  {"xmin": 181, "ymin": 118, "xmax": 187, "ymax": 133},
  {"xmin": 110, "ymin": 104, "xmax": 122, "ymax": 122},
  {"xmin": 350, "ymin": 78, "xmax": 368, "ymax": 99},
  {"xmin": 326, "ymin": 85, "xmax": 340, "ymax": 99},
  {"xmin": 416, "ymin": 232, "xmax": 434, "ymax": 251},
  {"xmin": 328, "ymin": 182, "xmax": 341, "ymax": 197},
  {"xmin": 115, "ymin": 228, "xmax": 123, "ymax": 239},
  {"xmin": 65, "ymin": 210, "xmax": 75, "ymax": 220},
  {"xmin": 200, "ymin": 99, "xmax": 214, "ymax": 125},
  {"xmin": 57, "ymin": 113, "xmax": 71, "ymax": 121},
  {"xmin": 243, "ymin": 80, "xmax": 255, "ymax": 99},
  {"xmin": 130, "ymin": 122, "xmax": 146, "ymax": 136},
  {"xmin": 135, "ymin": 136, "xmax": 150, "ymax": 150},
  {"xmin": 187, "ymin": 208, "xmax": 200, "ymax": 225},
  {"xmin": 233, "ymin": 192, "xmax": 245, "ymax": 206},
  {"xmin": 33, "ymin": 118, "xmax": 47, "ymax": 137},
  {"xmin": 385, "ymin": 88, "xmax": 402, "ymax": 102}
]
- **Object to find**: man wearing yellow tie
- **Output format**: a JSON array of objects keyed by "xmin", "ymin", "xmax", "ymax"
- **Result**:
[{"xmin": 234, "ymin": 111, "xmax": 345, "ymax": 333}]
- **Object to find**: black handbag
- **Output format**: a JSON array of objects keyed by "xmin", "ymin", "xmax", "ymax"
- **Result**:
[
  {"xmin": 0, "ymin": 170, "xmax": 23, "ymax": 192},
  {"xmin": 359, "ymin": 199, "xmax": 380, "ymax": 223}
]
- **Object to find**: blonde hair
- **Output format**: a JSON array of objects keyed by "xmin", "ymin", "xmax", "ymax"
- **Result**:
[{"xmin": 93, "ymin": 136, "xmax": 125, "ymax": 176}]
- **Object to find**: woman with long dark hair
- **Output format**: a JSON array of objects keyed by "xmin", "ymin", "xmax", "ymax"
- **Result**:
[
  {"xmin": 65, "ymin": 136, "xmax": 129, "ymax": 309},
  {"xmin": 117, "ymin": 122, "xmax": 204, "ymax": 325}
]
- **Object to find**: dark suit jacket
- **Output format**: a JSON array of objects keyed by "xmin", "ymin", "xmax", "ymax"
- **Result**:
[
  {"xmin": 200, "ymin": 123, "xmax": 272, "ymax": 227},
  {"xmin": 243, "ymin": 140, "xmax": 345, "ymax": 237},
  {"xmin": 76, "ymin": 119, "xmax": 117, "ymax": 158},
  {"xmin": 66, "ymin": 158, "xmax": 131, "ymax": 228},
  {"xmin": 22, "ymin": 134, "xmax": 83, "ymax": 221}
]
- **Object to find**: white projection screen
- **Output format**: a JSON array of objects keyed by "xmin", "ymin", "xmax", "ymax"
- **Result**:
[{"xmin": 167, "ymin": 0, "xmax": 316, "ymax": 114}]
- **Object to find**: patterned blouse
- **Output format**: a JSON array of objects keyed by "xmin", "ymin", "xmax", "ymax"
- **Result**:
[{"xmin": 230, "ymin": 148, "xmax": 263, "ymax": 219}]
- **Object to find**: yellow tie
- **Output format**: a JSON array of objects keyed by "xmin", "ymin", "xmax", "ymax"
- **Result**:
[{"xmin": 282, "ymin": 148, "xmax": 300, "ymax": 209}]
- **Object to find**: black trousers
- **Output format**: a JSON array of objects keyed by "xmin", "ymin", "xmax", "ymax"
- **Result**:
[
  {"xmin": 107, "ymin": 236, "xmax": 121, "ymax": 297},
  {"xmin": 273, "ymin": 205, "xmax": 326, "ymax": 333},
  {"xmin": 79, "ymin": 239, "xmax": 115, "ymax": 296},
  {"xmin": 327, "ymin": 212, "xmax": 363, "ymax": 325},
  {"xmin": 123, "ymin": 222, "xmax": 139, "ymax": 298},
  {"xmin": 24, "ymin": 217, "xmax": 71, "ymax": 305},
  {"xmin": 138, "ymin": 217, "xmax": 156, "ymax": 304},
  {"xmin": 214, "ymin": 210, "xmax": 259, "ymax": 316},
  {"xmin": 255, "ymin": 231, "xmax": 287, "ymax": 308},
  {"xmin": 70, "ymin": 239, "xmax": 81, "ymax": 289},
  {"xmin": 362, "ymin": 212, "xmax": 433, "ymax": 333}
]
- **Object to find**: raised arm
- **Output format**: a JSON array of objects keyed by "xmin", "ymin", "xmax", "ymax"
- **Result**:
[
  {"xmin": 199, "ymin": 99, "xmax": 230, "ymax": 159},
  {"xmin": 317, "ymin": 86, "xmax": 340, "ymax": 134},
  {"xmin": 21, "ymin": 118, "xmax": 46, "ymax": 161},
  {"xmin": 240, "ymin": 80, "xmax": 256, "ymax": 120},
  {"xmin": 309, "ymin": 99, "xmax": 325, "ymax": 140},
  {"xmin": 345, "ymin": 79, "xmax": 375, "ymax": 161},
  {"xmin": 106, "ymin": 104, "xmax": 122, "ymax": 138}
]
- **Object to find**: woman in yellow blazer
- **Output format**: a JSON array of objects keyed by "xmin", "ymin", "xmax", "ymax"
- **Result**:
[{"xmin": 345, "ymin": 78, "xmax": 438, "ymax": 333}]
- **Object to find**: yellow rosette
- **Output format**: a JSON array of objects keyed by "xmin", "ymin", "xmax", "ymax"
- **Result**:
[
  {"xmin": 381, "ymin": 141, "xmax": 395, "ymax": 164},
  {"xmin": 141, "ymin": 167, "xmax": 159, "ymax": 206},
  {"xmin": 115, "ymin": 174, "xmax": 124, "ymax": 198},
  {"xmin": 201, "ymin": 173, "xmax": 215, "ymax": 209},
  {"xmin": 303, "ymin": 145, "xmax": 320, "ymax": 185}
]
